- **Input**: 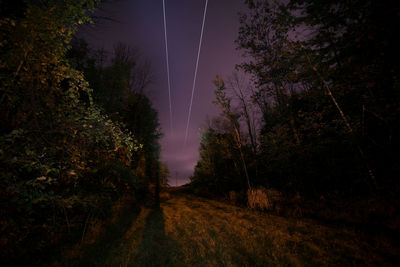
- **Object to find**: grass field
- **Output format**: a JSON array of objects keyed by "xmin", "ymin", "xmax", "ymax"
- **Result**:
[{"xmin": 56, "ymin": 190, "xmax": 399, "ymax": 266}]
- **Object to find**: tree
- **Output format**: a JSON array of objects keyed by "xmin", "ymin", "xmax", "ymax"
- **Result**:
[
  {"xmin": 0, "ymin": 0, "xmax": 147, "ymax": 261},
  {"xmin": 226, "ymin": 72, "xmax": 260, "ymax": 154},
  {"xmin": 234, "ymin": 0, "xmax": 400, "ymax": 194},
  {"xmin": 214, "ymin": 76, "xmax": 251, "ymax": 189},
  {"xmin": 67, "ymin": 39, "xmax": 162, "ymax": 186},
  {"xmin": 159, "ymin": 162, "xmax": 170, "ymax": 186},
  {"xmin": 191, "ymin": 118, "xmax": 246, "ymax": 195}
]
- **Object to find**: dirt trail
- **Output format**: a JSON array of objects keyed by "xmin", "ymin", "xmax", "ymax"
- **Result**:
[{"xmin": 61, "ymin": 192, "xmax": 399, "ymax": 266}]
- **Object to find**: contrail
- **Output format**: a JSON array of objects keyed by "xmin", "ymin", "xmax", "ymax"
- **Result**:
[
  {"xmin": 184, "ymin": 0, "xmax": 209, "ymax": 146},
  {"xmin": 163, "ymin": 0, "xmax": 173, "ymax": 135}
]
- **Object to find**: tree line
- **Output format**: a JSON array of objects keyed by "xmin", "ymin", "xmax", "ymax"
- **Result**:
[
  {"xmin": 0, "ymin": 0, "xmax": 166, "ymax": 262},
  {"xmin": 191, "ymin": 0, "xmax": 399, "ymax": 215}
]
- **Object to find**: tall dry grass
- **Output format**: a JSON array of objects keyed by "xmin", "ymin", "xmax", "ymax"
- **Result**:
[
  {"xmin": 54, "ymin": 191, "xmax": 399, "ymax": 266},
  {"xmin": 248, "ymin": 187, "xmax": 285, "ymax": 210},
  {"xmin": 247, "ymin": 187, "xmax": 273, "ymax": 211}
]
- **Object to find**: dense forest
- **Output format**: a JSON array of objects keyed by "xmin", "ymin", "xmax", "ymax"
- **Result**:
[
  {"xmin": 0, "ymin": 0, "xmax": 166, "ymax": 263},
  {"xmin": 1, "ymin": 0, "xmax": 399, "ymax": 265},
  {"xmin": 191, "ymin": 0, "xmax": 400, "ymax": 224}
]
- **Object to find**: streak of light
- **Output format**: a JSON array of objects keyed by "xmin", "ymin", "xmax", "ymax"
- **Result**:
[
  {"xmin": 184, "ymin": 0, "xmax": 209, "ymax": 146},
  {"xmin": 163, "ymin": 0, "xmax": 173, "ymax": 135}
]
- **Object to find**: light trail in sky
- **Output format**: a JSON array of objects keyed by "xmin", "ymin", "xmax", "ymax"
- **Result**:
[
  {"xmin": 184, "ymin": 0, "xmax": 209, "ymax": 146},
  {"xmin": 163, "ymin": 0, "xmax": 173, "ymax": 135}
]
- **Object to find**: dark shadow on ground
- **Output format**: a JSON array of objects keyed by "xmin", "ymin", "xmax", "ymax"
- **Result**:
[
  {"xmin": 67, "ymin": 205, "xmax": 141, "ymax": 267},
  {"xmin": 130, "ymin": 207, "xmax": 183, "ymax": 267}
]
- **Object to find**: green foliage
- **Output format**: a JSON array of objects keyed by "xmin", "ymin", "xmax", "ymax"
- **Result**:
[
  {"xmin": 67, "ymin": 39, "xmax": 161, "ymax": 159},
  {"xmin": 193, "ymin": 0, "xmax": 400, "ymax": 199},
  {"xmin": 191, "ymin": 118, "xmax": 248, "ymax": 195},
  {"xmin": 238, "ymin": 0, "xmax": 400, "ymax": 194},
  {"xmin": 0, "ymin": 0, "xmax": 155, "ymax": 262},
  {"xmin": 67, "ymin": 39, "xmax": 162, "ymax": 191},
  {"xmin": 122, "ymin": 92, "xmax": 162, "ymax": 154}
]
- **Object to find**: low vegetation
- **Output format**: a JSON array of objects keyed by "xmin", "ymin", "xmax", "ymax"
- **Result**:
[{"xmin": 54, "ymin": 191, "xmax": 399, "ymax": 266}]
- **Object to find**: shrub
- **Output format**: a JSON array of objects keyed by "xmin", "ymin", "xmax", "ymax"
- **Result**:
[
  {"xmin": 247, "ymin": 187, "xmax": 272, "ymax": 211},
  {"xmin": 247, "ymin": 187, "xmax": 285, "ymax": 213}
]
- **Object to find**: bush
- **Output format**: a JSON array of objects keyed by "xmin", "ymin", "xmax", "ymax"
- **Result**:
[
  {"xmin": 247, "ymin": 187, "xmax": 272, "ymax": 211},
  {"xmin": 247, "ymin": 187, "xmax": 285, "ymax": 213}
]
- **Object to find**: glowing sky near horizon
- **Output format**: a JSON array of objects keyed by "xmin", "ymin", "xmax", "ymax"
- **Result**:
[{"xmin": 80, "ymin": 0, "xmax": 247, "ymax": 185}]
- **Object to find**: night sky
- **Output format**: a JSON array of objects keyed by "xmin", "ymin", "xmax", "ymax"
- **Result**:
[{"xmin": 81, "ymin": 0, "xmax": 247, "ymax": 185}]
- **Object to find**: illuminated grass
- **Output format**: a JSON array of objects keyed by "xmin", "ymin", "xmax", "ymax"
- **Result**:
[{"xmin": 60, "ymin": 193, "xmax": 399, "ymax": 266}]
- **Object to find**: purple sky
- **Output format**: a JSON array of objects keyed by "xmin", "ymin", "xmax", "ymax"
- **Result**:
[{"xmin": 82, "ymin": 0, "xmax": 247, "ymax": 185}]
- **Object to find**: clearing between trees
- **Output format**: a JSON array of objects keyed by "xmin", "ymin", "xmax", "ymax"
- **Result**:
[{"xmin": 53, "ymin": 189, "xmax": 399, "ymax": 266}]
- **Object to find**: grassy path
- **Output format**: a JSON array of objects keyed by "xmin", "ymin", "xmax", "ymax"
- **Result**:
[{"xmin": 61, "ymin": 192, "xmax": 399, "ymax": 266}]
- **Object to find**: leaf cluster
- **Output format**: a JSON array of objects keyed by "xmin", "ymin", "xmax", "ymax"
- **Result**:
[{"xmin": 0, "ymin": 0, "xmax": 152, "ymax": 262}]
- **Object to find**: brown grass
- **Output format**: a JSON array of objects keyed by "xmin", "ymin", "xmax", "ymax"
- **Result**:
[
  {"xmin": 247, "ymin": 187, "xmax": 272, "ymax": 211},
  {"xmin": 55, "ymin": 192, "xmax": 399, "ymax": 266}
]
